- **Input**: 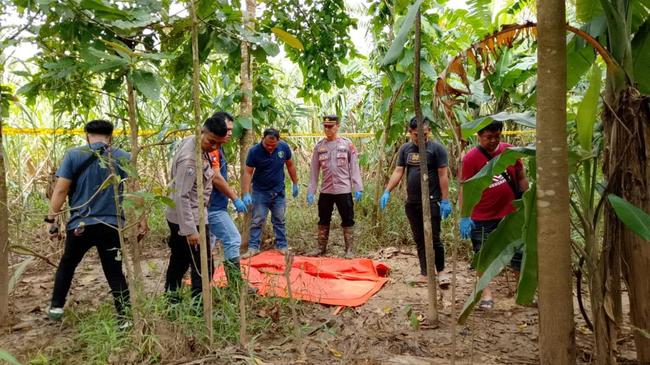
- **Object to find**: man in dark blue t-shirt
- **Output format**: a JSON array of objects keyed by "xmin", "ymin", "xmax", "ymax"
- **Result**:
[
  {"xmin": 204, "ymin": 113, "xmax": 249, "ymax": 289},
  {"xmin": 44, "ymin": 120, "xmax": 147, "ymax": 324},
  {"xmin": 241, "ymin": 128, "xmax": 298, "ymax": 257},
  {"xmin": 379, "ymin": 117, "xmax": 452, "ymax": 287}
]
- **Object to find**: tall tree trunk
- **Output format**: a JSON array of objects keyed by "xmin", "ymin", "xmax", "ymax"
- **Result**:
[
  {"xmin": 536, "ymin": 0, "xmax": 576, "ymax": 362},
  {"xmin": 0, "ymin": 120, "xmax": 9, "ymax": 325},
  {"xmin": 239, "ymin": 0, "xmax": 255, "ymax": 250},
  {"xmin": 113, "ymin": 80, "xmax": 144, "ymax": 329},
  {"xmin": 189, "ymin": 0, "xmax": 213, "ymax": 342},
  {"xmin": 125, "ymin": 81, "xmax": 143, "ymax": 285},
  {"xmin": 603, "ymin": 86, "xmax": 650, "ymax": 362},
  {"xmin": 413, "ymin": 9, "xmax": 438, "ymax": 323}
]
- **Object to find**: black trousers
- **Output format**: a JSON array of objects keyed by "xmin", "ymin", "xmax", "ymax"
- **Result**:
[
  {"xmin": 165, "ymin": 221, "xmax": 213, "ymax": 299},
  {"xmin": 317, "ymin": 193, "xmax": 355, "ymax": 227},
  {"xmin": 51, "ymin": 224, "xmax": 130, "ymax": 316},
  {"xmin": 405, "ymin": 201, "xmax": 445, "ymax": 275}
]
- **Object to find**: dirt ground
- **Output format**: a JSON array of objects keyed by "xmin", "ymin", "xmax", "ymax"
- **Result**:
[{"xmin": 0, "ymin": 236, "xmax": 641, "ymax": 364}]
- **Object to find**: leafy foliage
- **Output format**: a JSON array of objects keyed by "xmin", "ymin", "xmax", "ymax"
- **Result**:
[
  {"xmin": 575, "ymin": 64, "xmax": 601, "ymax": 152},
  {"xmin": 461, "ymin": 147, "xmax": 536, "ymax": 217},
  {"xmin": 380, "ymin": 0, "xmax": 424, "ymax": 66},
  {"xmin": 608, "ymin": 194, "xmax": 650, "ymax": 241},
  {"xmin": 261, "ymin": 0, "xmax": 358, "ymax": 100},
  {"xmin": 461, "ymin": 112, "xmax": 536, "ymax": 138}
]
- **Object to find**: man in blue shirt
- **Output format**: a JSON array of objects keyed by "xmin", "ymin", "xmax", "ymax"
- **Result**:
[
  {"xmin": 241, "ymin": 128, "xmax": 298, "ymax": 258},
  {"xmin": 44, "ymin": 120, "xmax": 146, "ymax": 324},
  {"xmin": 204, "ymin": 113, "xmax": 250, "ymax": 288}
]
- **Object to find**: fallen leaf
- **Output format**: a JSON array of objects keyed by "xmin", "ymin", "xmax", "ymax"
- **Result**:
[{"xmin": 329, "ymin": 347, "xmax": 343, "ymax": 358}]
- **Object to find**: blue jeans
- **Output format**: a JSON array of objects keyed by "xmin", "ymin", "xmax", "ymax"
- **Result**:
[
  {"xmin": 248, "ymin": 190, "xmax": 287, "ymax": 251},
  {"xmin": 207, "ymin": 209, "xmax": 241, "ymax": 260}
]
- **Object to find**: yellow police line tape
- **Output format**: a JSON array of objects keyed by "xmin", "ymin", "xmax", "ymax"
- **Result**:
[{"xmin": 2, "ymin": 127, "xmax": 536, "ymax": 138}]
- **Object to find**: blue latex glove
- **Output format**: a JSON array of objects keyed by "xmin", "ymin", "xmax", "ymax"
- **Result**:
[
  {"xmin": 307, "ymin": 193, "xmax": 315, "ymax": 206},
  {"xmin": 459, "ymin": 217, "xmax": 475, "ymax": 240},
  {"xmin": 379, "ymin": 190, "xmax": 390, "ymax": 210},
  {"xmin": 242, "ymin": 193, "xmax": 252, "ymax": 206},
  {"xmin": 354, "ymin": 191, "xmax": 363, "ymax": 202},
  {"xmin": 292, "ymin": 183, "xmax": 299, "ymax": 198},
  {"xmin": 233, "ymin": 198, "xmax": 248, "ymax": 214},
  {"xmin": 439, "ymin": 199, "xmax": 452, "ymax": 219}
]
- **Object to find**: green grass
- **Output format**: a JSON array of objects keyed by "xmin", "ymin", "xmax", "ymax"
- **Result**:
[{"xmin": 28, "ymin": 287, "xmax": 296, "ymax": 364}]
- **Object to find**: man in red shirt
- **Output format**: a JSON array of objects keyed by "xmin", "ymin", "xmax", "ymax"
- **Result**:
[{"xmin": 459, "ymin": 120, "xmax": 528, "ymax": 309}]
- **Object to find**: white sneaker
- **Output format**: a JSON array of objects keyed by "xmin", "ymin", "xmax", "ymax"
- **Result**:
[
  {"xmin": 241, "ymin": 249, "xmax": 259, "ymax": 259},
  {"xmin": 47, "ymin": 306, "xmax": 64, "ymax": 320},
  {"xmin": 118, "ymin": 320, "xmax": 133, "ymax": 330}
]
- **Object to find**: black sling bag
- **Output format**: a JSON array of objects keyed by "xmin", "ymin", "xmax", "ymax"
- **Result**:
[
  {"xmin": 476, "ymin": 145, "xmax": 523, "ymax": 199},
  {"xmin": 68, "ymin": 146, "xmax": 107, "ymax": 199}
]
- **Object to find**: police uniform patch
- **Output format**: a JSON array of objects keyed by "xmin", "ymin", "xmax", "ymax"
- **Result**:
[{"xmin": 407, "ymin": 152, "xmax": 420, "ymax": 165}]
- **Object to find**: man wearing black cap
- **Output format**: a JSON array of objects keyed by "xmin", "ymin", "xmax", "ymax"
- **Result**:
[
  {"xmin": 380, "ymin": 117, "xmax": 452, "ymax": 287},
  {"xmin": 307, "ymin": 115, "xmax": 363, "ymax": 257}
]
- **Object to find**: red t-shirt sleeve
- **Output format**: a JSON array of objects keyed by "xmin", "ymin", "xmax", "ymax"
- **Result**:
[{"xmin": 461, "ymin": 149, "xmax": 480, "ymax": 181}]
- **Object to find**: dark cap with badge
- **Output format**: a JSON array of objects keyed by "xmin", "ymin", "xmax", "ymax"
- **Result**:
[{"xmin": 322, "ymin": 115, "xmax": 340, "ymax": 126}]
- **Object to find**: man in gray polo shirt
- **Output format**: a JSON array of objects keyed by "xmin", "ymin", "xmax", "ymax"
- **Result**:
[{"xmin": 164, "ymin": 112, "xmax": 231, "ymax": 302}]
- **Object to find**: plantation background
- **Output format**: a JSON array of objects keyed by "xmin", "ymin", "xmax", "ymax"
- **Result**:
[{"xmin": 1, "ymin": 0, "xmax": 649, "ymax": 363}]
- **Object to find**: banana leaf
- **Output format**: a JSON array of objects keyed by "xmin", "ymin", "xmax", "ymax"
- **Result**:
[{"xmin": 461, "ymin": 146, "xmax": 536, "ymax": 217}]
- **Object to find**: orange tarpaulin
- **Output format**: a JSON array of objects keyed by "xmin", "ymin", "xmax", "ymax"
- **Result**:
[{"xmin": 212, "ymin": 251, "xmax": 390, "ymax": 307}]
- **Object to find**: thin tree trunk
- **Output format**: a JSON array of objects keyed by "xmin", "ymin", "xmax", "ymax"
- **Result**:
[
  {"xmin": 239, "ymin": 0, "xmax": 255, "ymax": 250},
  {"xmin": 189, "ymin": 0, "xmax": 213, "ymax": 343},
  {"xmin": 536, "ymin": 0, "xmax": 576, "ymax": 362},
  {"xmin": 237, "ymin": 0, "xmax": 256, "ymax": 347},
  {"xmin": 115, "ymin": 80, "xmax": 144, "ymax": 329},
  {"xmin": 603, "ymin": 86, "xmax": 650, "ymax": 362},
  {"xmin": 439, "ymin": 100, "xmax": 465, "ymax": 365},
  {"xmin": 125, "ymin": 80, "xmax": 143, "ymax": 285},
  {"xmin": 0, "ymin": 120, "xmax": 9, "ymax": 325},
  {"xmin": 413, "ymin": 9, "xmax": 438, "ymax": 323}
]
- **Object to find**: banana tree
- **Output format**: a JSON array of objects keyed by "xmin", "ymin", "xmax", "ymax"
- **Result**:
[{"xmin": 587, "ymin": 0, "xmax": 650, "ymax": 360}]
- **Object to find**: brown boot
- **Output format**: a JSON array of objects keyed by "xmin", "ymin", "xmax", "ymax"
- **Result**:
[
  {"xmin": 343, "ymin": 226, "xmax": 355, "ymax": 258},
  {"xmin": 309, "ymin": 225, "xmax": 329, "ymax": 256}
]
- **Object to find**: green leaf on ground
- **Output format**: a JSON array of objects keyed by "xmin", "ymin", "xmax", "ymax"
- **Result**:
[{"xmin": 0, "ymin": 349, "xmax": 22, "ymax": 365}]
